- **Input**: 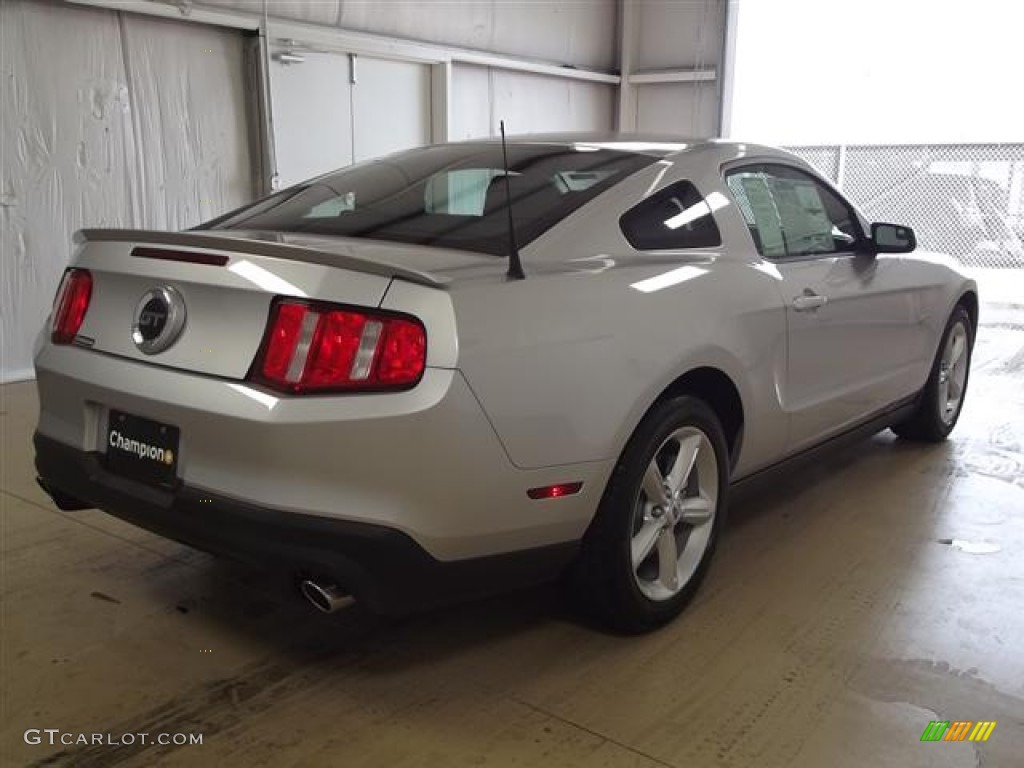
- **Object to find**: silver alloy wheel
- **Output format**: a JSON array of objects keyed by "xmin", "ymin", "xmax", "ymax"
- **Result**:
[
  {"xmin": 630, "ymin": 426, "xmax": 719, "ymax": 602},
  {"xmin": 937, "ymin": 321, "xmax": 969, "ymax": 425}
]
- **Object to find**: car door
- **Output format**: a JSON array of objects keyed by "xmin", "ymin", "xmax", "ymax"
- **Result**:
[{"xmin": 724, "ymin": 162, "xmax": 921, "ymax": 453}]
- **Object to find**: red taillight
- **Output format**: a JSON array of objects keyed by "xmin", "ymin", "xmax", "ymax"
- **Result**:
[
  {"xmin": 261, "ymin": 302, "xmax": 308, "ymax": 383},
  {"xmin": 377, "ymin": 320, "xmax": 428, "ymax": 384},
  {"xmin": 305, "ymin": 310, "xmax": 372, "ymax": 389},
  {"xmin": 51, "ymin": 269, "xmax": 93, "ymax": 344},
  {"xmin": 253, "ymin": 300, "xmax": 427, "ymax": 393}
]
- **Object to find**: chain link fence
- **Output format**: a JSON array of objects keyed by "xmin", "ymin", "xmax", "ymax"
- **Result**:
[{"xmin": 786, "ymin": 144, "xmax": 1024, "ymax": 269}]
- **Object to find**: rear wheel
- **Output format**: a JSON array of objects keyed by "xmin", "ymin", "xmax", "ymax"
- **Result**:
[
  {"xmin": 574, "ymin": 396, "xmax": 729, "ymax": 633},
  {"xmin": 892, "ymin": 305, "xmax": 973, "ymax": 442}
]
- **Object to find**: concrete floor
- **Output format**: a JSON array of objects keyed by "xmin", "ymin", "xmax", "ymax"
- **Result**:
[{"xmin": 2, "ymin": 306, "xmax": 1022, "ymax": 768}]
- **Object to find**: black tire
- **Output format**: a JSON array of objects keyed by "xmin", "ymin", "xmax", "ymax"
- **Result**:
[
  {"xmin": 572, "ymin": 396, "xmax": 730, "ymax": 633},
  {"xmin": 892, "ymin": 305, "xmax": 974, "ymax": 442}
]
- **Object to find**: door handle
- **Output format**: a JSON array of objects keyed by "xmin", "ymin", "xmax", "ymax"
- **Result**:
[{"xmin": 792, "ymin": 292, "xmax": 829, "ymax": 312}]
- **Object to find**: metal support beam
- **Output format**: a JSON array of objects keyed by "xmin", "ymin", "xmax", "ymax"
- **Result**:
[
  {"xmin": 65, "ymin": 0, "xmax": 620, "ymax": 84},
  {"xmin": 67, "ymin": 0, "xmax": 260, "ymax": 30},
  {"xmin": 719, "ymin": 0, "xmax": 740, "ymax": 137},
  {"xmin": 629, "ymin": 69, "xmax": 717, "ymax": 85},
  {"xmin": 617, "ymin": 0, "xmax": 637, "ymax": 131},
  {"xmin": 254, "ymin": 21, "xmax": 278, "ymax": 195},
  {"xmin": 450, "ymin": 51, "xmax": 618, "ymax": 84},
  {"xmin": 430, "ymin": 61, "xmax": 453, "ymax": 143}
]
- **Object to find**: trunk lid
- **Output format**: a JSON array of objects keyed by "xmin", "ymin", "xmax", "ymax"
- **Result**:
[{"xmin": 68, "ymin": 229, "xmax": 467, "ymax": 380}]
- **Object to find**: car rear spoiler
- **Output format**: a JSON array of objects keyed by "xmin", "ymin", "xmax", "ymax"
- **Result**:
[{"xmin": 74, "ymin": 229, "xmax": 448, "ymax": 289}]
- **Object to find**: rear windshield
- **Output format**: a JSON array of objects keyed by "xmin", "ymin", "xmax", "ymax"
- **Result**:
[{"xmin": 202, "ymin": 144, "xmax": 655, "ymax": 256}]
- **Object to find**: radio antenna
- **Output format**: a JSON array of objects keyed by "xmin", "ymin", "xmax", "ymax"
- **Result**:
[{"xmin": 499, "ymin": 120, "xmax": 525, "ymax": 280}]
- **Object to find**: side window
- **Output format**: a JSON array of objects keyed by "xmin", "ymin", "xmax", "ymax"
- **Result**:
[
  {"xmin": 304, "ymin": 192, "xmax": 356, "ymax": 219},
  {"xmin": 620, "ymin": 180, "xmax": 723, "ymax": 250},
  {"xmin": 726, "ymin": 172, "xmax": 786, "ymax": 257},
  {"xmin": 425, "ymin": 169, "xmax": 499, "ymax": 215},
  {"xmin": 725, "ymin": 164, "xmax": 861, "ymax": 258}
]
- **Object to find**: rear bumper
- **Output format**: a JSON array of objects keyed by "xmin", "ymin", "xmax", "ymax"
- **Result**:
[
  {"xmin": 34, "ymin": 433, "xmax": 577, "ymax": 614},
  {"xmin": 34, "ymin": 344, "xmax": 610, "ymax": 561}
]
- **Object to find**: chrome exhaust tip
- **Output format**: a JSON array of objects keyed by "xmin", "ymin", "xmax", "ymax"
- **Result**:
[{"xmin": 299, "ymin": 579, "xmax": 355, "ymax": 614}]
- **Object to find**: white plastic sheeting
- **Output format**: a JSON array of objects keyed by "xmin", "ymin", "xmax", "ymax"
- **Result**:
[
  {"xmin": 202, "ymin": 0, "xmax": 619, "ymax": 70},
  {"xmin": 451, "ymin": 63, "xmax": 615, "ymax": 140},
  {"xmin": 1, "ymin": 0, "xmax": 253, "ymax": 381}
]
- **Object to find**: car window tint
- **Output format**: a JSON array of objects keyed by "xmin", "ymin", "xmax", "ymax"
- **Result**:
[
  {"xmin": 725, "ymin": 164, "xmax": 861, "ymax": 258},
  {"xmin": 620, "ymin": 180, "xmax": 722, "ymax": 250},
  {"xmin": 202, "ymin": 145, "xmax": 655, "ymax": 257}
]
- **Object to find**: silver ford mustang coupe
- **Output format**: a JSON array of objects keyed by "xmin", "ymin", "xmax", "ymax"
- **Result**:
[{"xmin": 34, "ymin": 135, "xmax": 977, "ymax": 632}]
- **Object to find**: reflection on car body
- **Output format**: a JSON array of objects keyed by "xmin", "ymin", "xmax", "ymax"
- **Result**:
[{"xmin": 34, "ymin": 135, "xmax": 978, "ymax": 631}]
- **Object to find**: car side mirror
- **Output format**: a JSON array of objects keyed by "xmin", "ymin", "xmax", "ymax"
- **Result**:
[{"xmin": 870, "ymin": 222, "xmax": 916, "ymax": 254}]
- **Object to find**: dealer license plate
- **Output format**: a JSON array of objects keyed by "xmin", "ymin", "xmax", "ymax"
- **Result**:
[{"xmin": 104, "ymin": 410, "xmax": 180, "ymax": 486}]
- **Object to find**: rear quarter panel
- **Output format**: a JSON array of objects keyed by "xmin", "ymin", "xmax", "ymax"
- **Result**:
[{"xmin": 452, "ymin": 158, "xmax": 790, "ymax": 476}]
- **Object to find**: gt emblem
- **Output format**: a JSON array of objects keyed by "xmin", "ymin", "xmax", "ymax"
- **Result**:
[{"xmin": 132, "ymin": 286, "xmax": 186, "ymax": 354}]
